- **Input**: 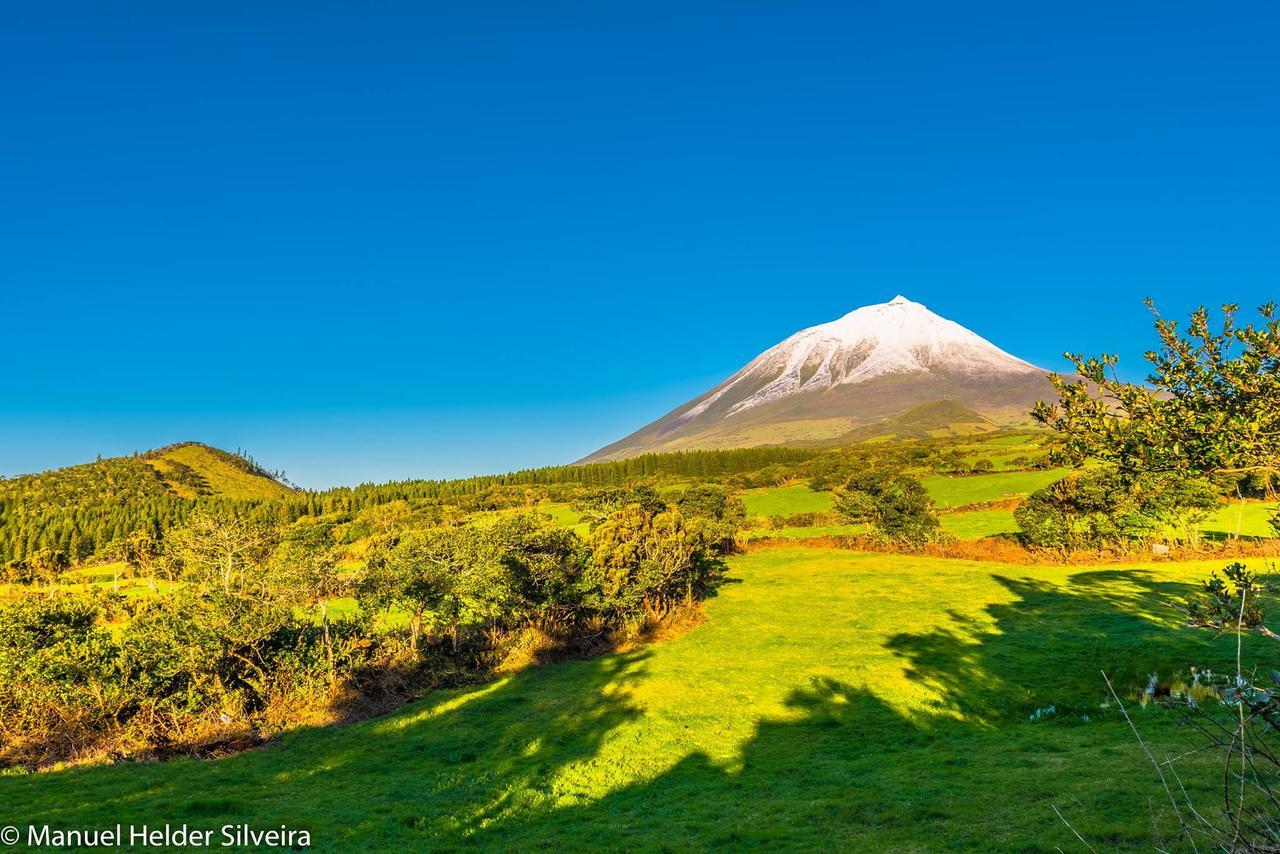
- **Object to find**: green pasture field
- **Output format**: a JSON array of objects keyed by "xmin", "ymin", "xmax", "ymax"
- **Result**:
[
  {"xmin": 4, "ymin": 546, "xmax": 1266, "ymax": 850},
  {"xmin": 739, "ymin": 469, "xmax": 1066, "ymax": 520},
  {"xmin": 739, "ymin": 484, "xmax": 835, "ymax": 517},
  {"xmin": 1201, "ymin": 501, "xmax": 1278, "ymax": 540},
  {"xmin": 939, "ymin": 508, "xmax": 1019, "ymax": 539},
  {"xmin": 921, "ymin": 468, "xmax": 1070, "ymax": 508}
]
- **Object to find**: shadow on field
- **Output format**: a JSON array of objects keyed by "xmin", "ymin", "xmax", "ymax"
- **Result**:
[
  {"xmin": 884, "ymin": 569, "xmax": 1217, "ymax": 722},
  {"xmin": 6, "ymin": 569, "xmax": 1256, "ymax": 849},
  {"xmin": 453, "ymin": 569, "xmax": 1245, "ymax": 849}
]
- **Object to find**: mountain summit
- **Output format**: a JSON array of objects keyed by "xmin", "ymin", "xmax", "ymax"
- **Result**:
[{"xmin": 582, "ymin": 296, "xmax": 1053, "ymax": 461}]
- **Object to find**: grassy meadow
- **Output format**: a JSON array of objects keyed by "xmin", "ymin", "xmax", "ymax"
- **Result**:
[
  {"xmin": 3, "ymin": 545, "xmax": 1263, "ymax": 849},
  {"xmin": 920, "ymin": 468, "xmax": 1069, "ymax": 508}
]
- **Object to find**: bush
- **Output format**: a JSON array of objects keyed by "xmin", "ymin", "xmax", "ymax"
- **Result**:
[
  {"xmin": 832, "ymin": 471, "xmax": 940, "ymax": 547},
  {"xmin": 1015, "ymin": 470, "xmax": 1221, "ymax": 555},
  {"xmin": 585, "ymin": 505, "xmax": 723, "ymax": 621}
]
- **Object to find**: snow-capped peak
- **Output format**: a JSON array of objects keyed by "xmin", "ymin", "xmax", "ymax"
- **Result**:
[{"xmin": 677, "ymin": 296, "xmax": 1043, "ymax": 421}]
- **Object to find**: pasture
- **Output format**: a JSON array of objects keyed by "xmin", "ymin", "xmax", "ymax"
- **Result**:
[{"xmin": 4, "ymin": 546, "xmax": 1262, "ymax": 849}]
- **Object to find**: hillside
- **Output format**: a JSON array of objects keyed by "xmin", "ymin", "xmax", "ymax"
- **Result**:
[
  {"xmin": 823, "ymin": 399, "xmax": 1001, "ymax": 444},
  {"xmin": 583, "ymin": 296, "xmax": 1054, "ymax": 461},
  {"xmin": 0, "ymin": 443, "xmax": 293, "ymax": 564},
  {"xmin": 144, "ymin": 442, "xmax": 295, "ymax": 501}
]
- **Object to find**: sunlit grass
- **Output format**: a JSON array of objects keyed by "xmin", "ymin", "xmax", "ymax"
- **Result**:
[
  {"xmin": 739, "ymin": 484, "xmax": 834, "ymax": 516},
  {"xmin": 5, "ymin": 547, "xmax": 1269, "ymax": 849},
  {"xmin": 939, "ymin": 508, "xmax": 1018, "ymax": 539},
  {"xmin": 921, "ymin": 468, "xmax": 1070, "ymax": 508}
]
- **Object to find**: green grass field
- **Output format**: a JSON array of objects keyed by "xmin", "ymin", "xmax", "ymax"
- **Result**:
[
  {"xmin": 745, "ymin": 523, "xmax": 859, "ymax": 540},
  {"xmin": 537, "ymin": 501, "xmax": 591, "ymax": 536},
  {"xmin": 921, "ymin": 468, "xmax": 1070, "ymax": 508},
  {"xmin": 4, "ymin": 546, "xmax": 1265, "ymax": 849},
  {"xmin": 740, "ymin": 469, "xmax": 1067, "ymax": 520},
  {"xmin": 939, "ymin": 508, "xmax": 1018, "ymax": 539},
  {"xmin": 1201, "ymin": 501, "xmax": 1278, "ymax": 539},
  {"xmin": 739, "ymin": 484, "xmax": 835, "ymax": 517}
]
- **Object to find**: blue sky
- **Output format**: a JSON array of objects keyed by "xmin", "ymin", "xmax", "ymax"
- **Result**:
[{"xmin": 2, "ymin": 1, "xmax": 1277, "ymax": 488}]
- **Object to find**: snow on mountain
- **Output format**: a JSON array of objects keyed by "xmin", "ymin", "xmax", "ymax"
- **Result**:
[
  {"xmin": 581, "ymin": 295, "xmax": 1052, "ymax": 462},
  {"xmin": 679, "ymin": 296, "xmax": 1042, "ymax": 422}
]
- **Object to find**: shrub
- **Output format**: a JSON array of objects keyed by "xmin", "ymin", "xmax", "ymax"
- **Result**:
[
  {"xmin": 832, "ymin": 471, "xmax": 940, "ymax": 547},
  {"xmin": 585, "ymin": 505, "xmax": 722, "ymax": 621},
  {"xmin": 1015, "ymin": 470, "xmax": 1221, "ymax": 555}
]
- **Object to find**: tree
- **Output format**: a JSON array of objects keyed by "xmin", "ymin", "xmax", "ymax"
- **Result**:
[
  {"xmin": 1015, "ymin": 470, "xmax": 1221, "ymax": 555},
  {"xmin": 1134, "ymin": 473, "xmax": 1220, "ymax": 546},
  {"xmin": 1036, "ymin": 302, "xmax": 1280, "ymax": 844},
  {"xmin": 833, "ymin": 471, "xmax": 940, "ymax": 547},
  {"xmin": 573, "ymin": 486, "xmax": 668, "ymax": 529},
  {"xmin": 27, "ymin": 549, "xmax": 70, "ymax": 598},
  {"xmin": 585, "ymin": 504, "xmax": 719, "ymax": 620},
  {"xmin": 105, "ymin": 529, "xmax": 161, "ymax": 592},
  {"xmin": 1033, "ymin": 301, "xmax": 1280, "ymax": 498},
  {"xmin": 359, "ymin": 517, "xmax": 531, "ymax": 654},
  {"xmin": 164, "ymin": 511, "xmax": 278, "ymax": 595},
  {"xmin": 267, "ymin": 519, "xmax": 345, "ymax": 673},
  {"xmin": 1014, "ymin": 471, "xmax": 1139, "ymax": 555},
  {"xmin": 495, "ymin": 520, "xmax": 589, "ymax": 629},
  {"xmin": 673, "ymin": 484, "xmax": 745, "ymax": 555}
]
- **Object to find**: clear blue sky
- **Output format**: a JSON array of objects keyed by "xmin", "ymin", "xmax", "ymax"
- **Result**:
[{"xmin": 3, "ymin": 2, "xmax": 1277, "ymax": 488}]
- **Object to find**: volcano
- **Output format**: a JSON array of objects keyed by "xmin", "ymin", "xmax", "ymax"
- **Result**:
[{"xmin": 581, "ymin": 296, "xmax": 1054, "ymax": 462}]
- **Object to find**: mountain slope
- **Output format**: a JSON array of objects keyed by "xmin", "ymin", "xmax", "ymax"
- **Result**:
[
  {"xmin": 144, "ymin": 442, "xmax": 294, "ymax": 500},
  {"xmin": 830, "ymin": 400, "xmax": 1001, "ymax": 444},
  {"xmin": 584, "ymin": 296, "xmax": 1054, "ymax": 461},
  {"xmin": 0, "ymin": 443, "xmax": 294, "ymax": 563}
]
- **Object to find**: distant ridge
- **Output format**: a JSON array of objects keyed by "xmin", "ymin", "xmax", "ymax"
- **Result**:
[
  {"xmin": 582, "ymin": 296, "xmax": 1053, "ymax": 461},
  {"xmin": 142, "ymin": 442, "xmax": 295, "ymax": 500},
  {"xmin": 3, "ymin": 442, "xmax": 294, "ymax": 502}
]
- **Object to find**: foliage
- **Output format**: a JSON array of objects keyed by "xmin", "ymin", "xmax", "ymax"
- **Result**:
[
  {"xmin": 571, "ymin": 485, "xmax": 668, "ymax": 528},
  {"xmin": 1035, "ymin": 300, "xmax": 1280, "ymax": 846},
  {"xmin": 1015, "ymin": 469, "xmax": 1222, "ymax": 555},
  {"xmin": 1185, "ymin": 562, "xmax": 1272, "ymax": 637},
  {"xmin": 0, "ymin": 498, "xmax": 733, "ymax": 766},
  {"xmin": 164, "ymin": 510, "xmax": 279, "ymax": 594},
  {"xmin": 673, "ymin": 483, "xmax": 745, "ymax": 554},
  {"xmin": 832, "ymin": 470, "xmax": 940, "ymax": 546},
  {"xmin": 0, "ymin": 588, "xmax": 373, "ymax": 766},
  {"xmin": 1034, "ymin": 301, "xmax": 1280, "ymax": 490},
  {"xmin": 585, "ymin": 505, "xmax": 723, "ymax": 620}
]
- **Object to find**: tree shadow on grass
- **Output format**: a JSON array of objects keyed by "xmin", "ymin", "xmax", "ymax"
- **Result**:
[
  {"xmin": 454, "ymin": 569, "xmax": 1262, "ymax": 850},
  {"xmin": 885, "ymin": 569, "xmax": 1217, "ymax": 723},
  {"xmin": 5, "ymin": 568, "xmax": 1266, "ymax": 850}
]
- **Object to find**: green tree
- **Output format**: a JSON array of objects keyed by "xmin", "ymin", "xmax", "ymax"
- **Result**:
[
  {"xmin": 1013, "ymin": 471, "xmax": 1139, "ymax": 556},
  {"xmin": 585, "ymin": 504, "xmax": 719, "ymax": 620},
  {"xmin": 27, "ymin": 549, "xmax": 70, "ymax": 598},
  {"xmin": 164, "ymin": 511, "xmax": 278, "ymax": 595},
  {"xmin": 360, "ymin": 517, "xmax": 532, "ymax": 654},
  {"xmin": 267, "ymin": 519, "xmax": 345, "ymax": 673},
  {"xmin": 832, "ymin": 471, "xmax": 940, "ymax": 547},
  {"xmin": 1033, "ymin": 301, "xmax": 1280, "ymax": 501}
]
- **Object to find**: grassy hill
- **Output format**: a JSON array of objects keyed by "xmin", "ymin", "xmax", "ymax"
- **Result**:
[
  {"xmin": 0, "ymin": 443, "xmax": 293, "ymax": 564},
  {"xmin": 143, "ymin": 442, "xmax": 294, "ymax": 500},
  {"xmin": 5, "ymin": 547, "xmax": 1260, "ymax": 849}
]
